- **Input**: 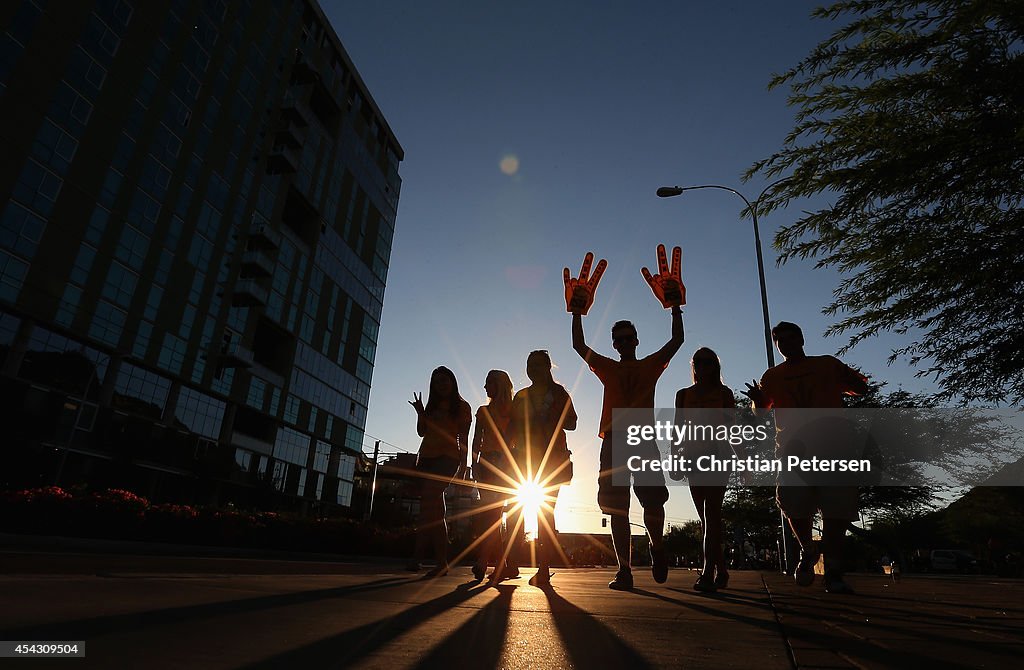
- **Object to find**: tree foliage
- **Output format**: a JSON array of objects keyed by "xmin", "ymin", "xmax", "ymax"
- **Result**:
[{"xmin": 747, "ymin": 0, "xmax": 1024, "ymax": 404}]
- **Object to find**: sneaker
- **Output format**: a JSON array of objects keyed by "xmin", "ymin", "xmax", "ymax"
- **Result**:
[
  {"xmin": 608, "ymin": 569, "xmax": 634, "ymax": 591},
  {"xmin": 651, "ymin": 544, "xmax": 669, "ymax": 584},
  {"xmin": 528, "ymin": 570, "xmax": 551, "ymax": 588},
  {"xmin": 487, "ymin": 565, "xmax": 520, "ymax": 583},
  {"xmin": 471, "ymin": 563, "xmax": 486, "ymax": 581},
  {"xmin": 693, "ymin": 573, "xmax": 717, "ymax": 593},
  {"xmin": 794, "ymin": 549, "xmax": 820, "ymax": 587},
  {"xmin": 824, "ymin": 572, "xmax": 855, "ymax": 594},
  {"xmin": 424, "ymin": 564, "xmax": 449, "ymax": 578}
]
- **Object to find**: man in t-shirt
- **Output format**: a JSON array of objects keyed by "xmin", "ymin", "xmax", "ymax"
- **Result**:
[
  {"xmin": 743, "ymin": 321, "xmax": 869, "ymax": 594},
  {"xmin": 568, "ymin": 247, "xmax": 685, "ymax": 590}
]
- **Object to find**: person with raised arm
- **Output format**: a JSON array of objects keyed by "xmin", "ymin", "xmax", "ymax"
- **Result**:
[
  {"xmin": 566, "ymin": 246, "xmax": 685, "ymax": 590},
  {"xmin": 408, "ymin": 366, "xmax": 472, "ymax": 577}
]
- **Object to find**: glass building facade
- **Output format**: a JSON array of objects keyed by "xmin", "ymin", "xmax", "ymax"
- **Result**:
[{"xmin": 0, "ymin": 0, "xmax": 402, "ymax": 514}]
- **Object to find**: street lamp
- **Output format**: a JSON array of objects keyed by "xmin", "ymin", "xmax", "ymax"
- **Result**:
[
  {"xmin": 656, "ymin": 181, "xmax": 786, "ymax": 368},
  {"xmin": 657, "ymin": 178, "xmax": 792, "ymax": 573}
]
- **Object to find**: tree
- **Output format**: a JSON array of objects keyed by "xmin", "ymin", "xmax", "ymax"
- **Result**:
[{"xmin": 747, "ymin": 0, "xmax": 1024, "ymax": 404}]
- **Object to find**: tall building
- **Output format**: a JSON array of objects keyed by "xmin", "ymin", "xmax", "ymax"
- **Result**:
[{"xmin": 0, "ymin": 0, "xmax": 403, "ymax": 515}]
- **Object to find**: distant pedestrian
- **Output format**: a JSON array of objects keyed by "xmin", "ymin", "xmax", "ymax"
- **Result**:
[
  {"xmin": 742, "ymin": 322, "xmax": 868, "ymax": 594},
  {"xmin": 408, "ymin": 366, "xmax": 471, "ymax": 577},
  {"xmin": 675, "ymin": 347, "xmax": 737, "ymax": 592}
]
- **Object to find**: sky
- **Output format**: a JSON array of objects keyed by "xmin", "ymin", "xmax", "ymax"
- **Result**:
[{"xmin": 323, "ymin": 1, "xmax": 941, "ymax": 534}]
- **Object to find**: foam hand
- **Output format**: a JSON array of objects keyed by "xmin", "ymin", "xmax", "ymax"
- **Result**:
[
  {"xmin": 563, "ymin": 252, "xmax": 608, "ymax": 315},
  {"xmin": 641, "ymin": 244, "xmax": 685, "ymax": 308}
]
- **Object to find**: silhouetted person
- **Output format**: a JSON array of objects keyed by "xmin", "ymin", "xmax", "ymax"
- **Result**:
[
  {"xmin": 742, "ymin": 321, "xmax": 868, "ymax": 594},
  {"xmin": 675, "ymin": 347, "xmax": 737, "ymax": 592},
  {"xmin": 509, "ymin": 350, "xmax": 578, "ymax": 588},
  {"xmin": 567, "ymin": 247, "xmax": 685, "ymax": 590},
  {"xmin": 470, "ymin": 369, "xmax": 521, "ymax": 582},
  {"xmin": 408, "ymin": 366, "xmax": 471, "ymax": 577}
]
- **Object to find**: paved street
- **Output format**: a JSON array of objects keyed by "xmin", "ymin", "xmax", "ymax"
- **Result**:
[{"xmin": 0, "ymin": 550, "xmax": 1021, "ymax": 669}]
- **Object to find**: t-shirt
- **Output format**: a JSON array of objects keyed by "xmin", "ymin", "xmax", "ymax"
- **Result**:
[
  {"xmin": 510, "ymin": 383, "xmax": 577, "ymax": 461},
  {"xmin": 759, "ymin": 355, "xmax": 865, "ymax": 409},
  {"xmin": 759, "ymin": 355, "xmax": 866, "ymax": 436},
  {"xmin": 417, "ymin": 402, "xmax": 472, "ymax": 460},
  {"xmin": 588, "ymin": 352, "xmax": 669, "ymax": 437}
]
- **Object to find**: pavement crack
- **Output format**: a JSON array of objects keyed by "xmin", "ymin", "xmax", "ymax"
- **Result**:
[{"xmin": 761, "ymin": 574, "xmax": 799, "ymax": 670}]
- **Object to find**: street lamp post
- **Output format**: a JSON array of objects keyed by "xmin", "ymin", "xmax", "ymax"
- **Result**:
[
  {"xmin": 656, "ymin": 178, "xmax": 791, "ymax": 573},
  {"xmin": 656, "ymin": 182, "xmax": 784, "ymax": 368}
]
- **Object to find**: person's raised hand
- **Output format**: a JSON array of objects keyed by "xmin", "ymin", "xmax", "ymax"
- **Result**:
[
  {"xmin": 563, "ymin": 252, "xmax": 608, "ymax": 316},
  {"xmin": 740, "ymin": 380, "xmax": 765, "ymax": 406},
  {"xmin": 408, "ymin": 391, "xmax": 425, "ymax": 414},
  {"xmin": 641, "ymin": 244, "xmax": 685, "ymax": 308}
]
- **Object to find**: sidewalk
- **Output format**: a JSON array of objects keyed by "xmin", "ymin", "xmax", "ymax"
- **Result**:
[{"xmin": 1, "ymin": 546, "xmax": 1021, "ymax": 668}]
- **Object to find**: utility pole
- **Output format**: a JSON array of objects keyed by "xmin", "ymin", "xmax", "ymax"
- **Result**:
[{"xmin": 365, "ymin": 440, "xmax": 380, "ymax": 521}]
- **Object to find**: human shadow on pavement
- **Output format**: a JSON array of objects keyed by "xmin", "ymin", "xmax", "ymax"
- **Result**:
[
  {"xmin": 542, "ymin": 587, "xmax": 653, "ymax": 669},
  {"xmin": 631, "ymin": 587, "xmax": 782, "ymax": 634},
  {"xmin": 410, "ymin": 584, "xmax": 515, "ymax": 670},
  {"xmin": 241, "ymin": 580, "xmax": 492, "ymax": 668},
  {"xmin": 0, "ymin": 576, "xmax": 413, "ymax": 641},
  {"xmin": 769, "ymin": 591, "xmax": 1024, "ymax": 651}
]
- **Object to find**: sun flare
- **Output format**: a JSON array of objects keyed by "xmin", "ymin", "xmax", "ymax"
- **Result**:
[
  {"xmin": 515, "ymin": 479, "xmax": 545, "ymax": 539},
  {"xmin": 515, "ymin": 479, "xmax": 545, "ymax": 512}
]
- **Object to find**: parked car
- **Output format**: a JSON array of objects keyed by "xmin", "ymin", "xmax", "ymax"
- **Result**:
[{"xmin": 929, "ymin": 549, "xmax": 978, "ymax": 573}]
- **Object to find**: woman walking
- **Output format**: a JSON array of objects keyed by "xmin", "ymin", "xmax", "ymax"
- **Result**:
[
  {"xmin": 471, "ymin": 369, "xmax": 520, "ymax": 582},
  {"xmin": 510, "ymin": 350, "xmax": 577, "ymax": 588},
  {"xmin": 675, "ymin": 347, "xmax": 736, "ymax": 592}
]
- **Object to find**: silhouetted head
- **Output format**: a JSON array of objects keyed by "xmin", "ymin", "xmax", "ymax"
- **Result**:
[
  {"xmin": 484, "ymin": 369, "xmax": 513, "ymax": 405},
  {"xmin": 611, "ymin": 320, "xmax": 639, "ymax": 359},
  {"xmin": 526, "ymin": 350, "xmax": 554, "ymax": 385},
  {"xmin": 771, "ymin": 322, "xmax": 805, "ymax": 360},
  {"xmin": 691, "ymin": 347, "xmax": 723, "ymax": 385},
  {"xmin": 427, "ymin": 366, "xmax": 465, "ymax": 416}
]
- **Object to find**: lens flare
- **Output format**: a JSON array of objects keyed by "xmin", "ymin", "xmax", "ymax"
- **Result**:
[
  {"xmin": 516, "ymin": 479, "xmax": 544, "ymax": 538},
  {"xmin": 499, "ymin": 154, "xmax": 519, "ymax": 175}
]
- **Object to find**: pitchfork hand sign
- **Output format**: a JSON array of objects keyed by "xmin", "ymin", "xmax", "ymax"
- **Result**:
[
  {"xmin": 641, "ymin": 244, "xmax": 685, "ymax": 308},
  {"xmin": 563, "ymin": 252, "xmax": 608, "ymax": 316}
]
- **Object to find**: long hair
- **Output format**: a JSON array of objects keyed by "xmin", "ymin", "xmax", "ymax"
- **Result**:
[
  {"xmin": 690, "ymin": 347, "xmax": 723, "ymax": 385},
  {"xmin": 425, "ymin": 366, "xmax": 467, "ymax": 418},
  {"xmin": 486, "ymin": 369, "xmax": 513, "ymax": 406}
]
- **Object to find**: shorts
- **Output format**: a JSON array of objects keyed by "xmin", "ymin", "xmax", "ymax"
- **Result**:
[
  {"xmin": 776, "ymin": 485, "xmax": 859, "ymax": 521},
  {"xmin": 598, "ymin": 434, "xmax": 669, "ymax": 516}
]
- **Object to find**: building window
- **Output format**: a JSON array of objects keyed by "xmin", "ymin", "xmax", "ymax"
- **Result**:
[
  {"xmin": 0, "ymin": 250, "xmax": 28, "ymax": 303},
  {"xmin": 176, "ymin": 386, "xmax": 225, "ymax": 439},
  {"xmin": 0, "ymin": 202, "xmax": 47, "ymax": 259},
  {"xmin": 158, "ymin": 333, "xmax": 187, "ymax": 375},
  {"xmin": 88, "ymin": 299, "xmax": 126, "ymax": 347},
  {"xmin": 114, "ymin": 362, "xmax": 171, "ymax": 414}
]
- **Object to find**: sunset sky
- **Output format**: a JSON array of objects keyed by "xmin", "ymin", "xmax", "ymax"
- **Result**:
[{"xmin": 325, "ymin": 1, "xmax": 940, "ymax": 533}]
